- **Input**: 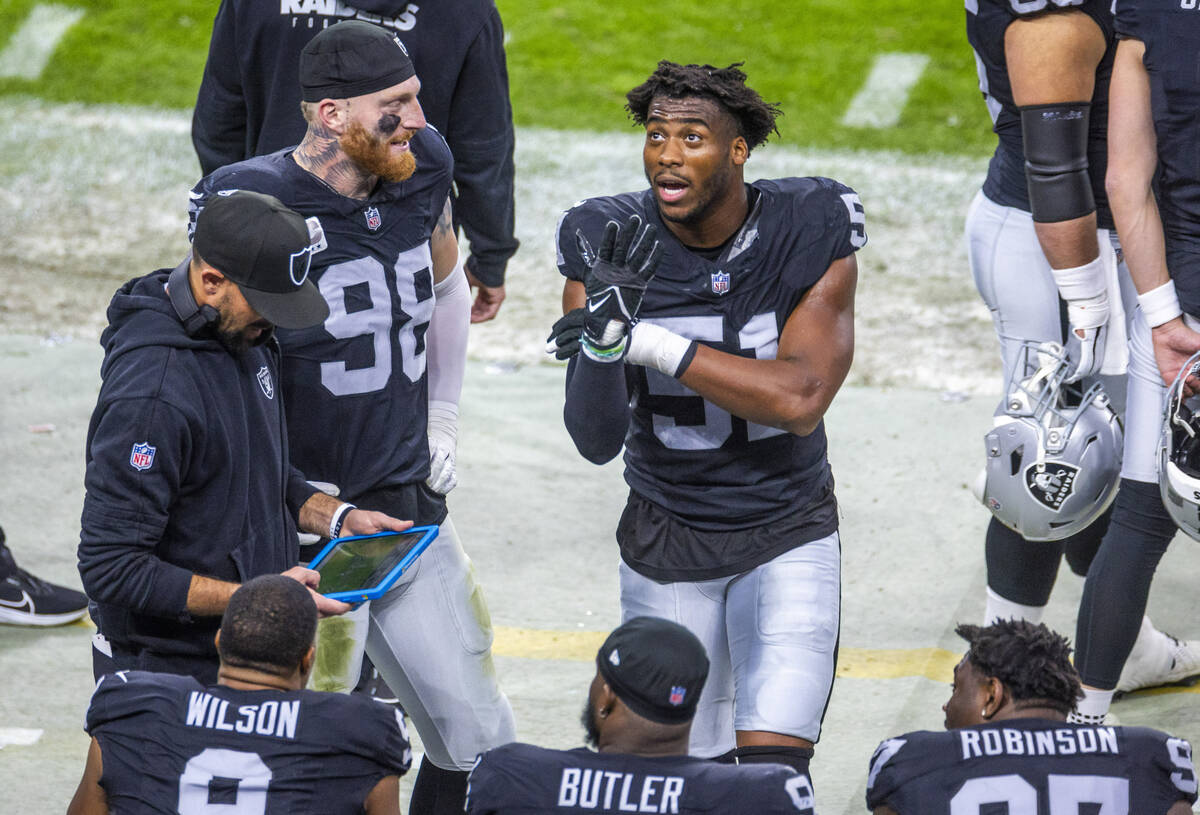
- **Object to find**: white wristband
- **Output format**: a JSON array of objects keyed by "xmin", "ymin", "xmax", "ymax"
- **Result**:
[
  {"xmin": 1138, "ymin": 279, "xmax": 1183, "ymax": 328},
  {"xmin": 329, "ymin": 502, "xmax": 356, "ymax": 539},
  {"xmin": 627, "ymin": 322, "xmax": 695, "ymax": 377}
]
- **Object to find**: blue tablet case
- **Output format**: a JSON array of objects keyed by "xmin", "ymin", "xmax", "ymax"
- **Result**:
[{"xmin": 308, "ymin": 526, "xmax": 439, "ymax": 603}]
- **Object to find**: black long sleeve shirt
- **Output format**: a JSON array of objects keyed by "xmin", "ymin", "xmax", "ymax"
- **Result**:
[{"xmin": 191, "ymin": 0, "xmax": 518, "ymax": 286}]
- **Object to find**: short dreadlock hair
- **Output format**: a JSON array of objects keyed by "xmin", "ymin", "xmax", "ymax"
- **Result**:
[
  {"xmin": 218, "ymin": 575, "xmax": 317, "ymax": 676},
  {"xmin": 625, "ymin": 61, "xmax": 782, "ymax": 152},
  {"xmin": 956, "ymin": 619, "xmax": 1083, "ymax": 715}
]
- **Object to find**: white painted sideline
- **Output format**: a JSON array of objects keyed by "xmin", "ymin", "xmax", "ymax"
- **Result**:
[
  {"xmin": 0, "ymin": 4, "xmax": 85, "ymax": 80},
  {"xmin": 841, "ymin": 52, "xmax": 931, "ymax": 129}
]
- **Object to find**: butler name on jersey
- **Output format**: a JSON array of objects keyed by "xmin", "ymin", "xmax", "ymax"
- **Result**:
[
  {"xmin": 866, "ymin": 719, "xmax": 1198, "ymax": 813},
  {"xmin": 466, "ymin": 743, "xmax": 816, "ymax": 814}
]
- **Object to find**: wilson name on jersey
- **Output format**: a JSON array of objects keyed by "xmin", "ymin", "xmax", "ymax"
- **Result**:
[{"xmin": 86, "ymin": 670, "xmax": 411, "ymax": 815}]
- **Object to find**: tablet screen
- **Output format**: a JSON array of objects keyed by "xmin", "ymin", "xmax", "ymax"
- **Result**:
[{"xmin": 313, "ymin": 530, "xmax": 430, "ymax": 595}]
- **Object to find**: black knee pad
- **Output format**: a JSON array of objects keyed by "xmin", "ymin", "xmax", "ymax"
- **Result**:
[{"xmin": 732, "ymin": 745, "xmax": 814, "ymax": 775}]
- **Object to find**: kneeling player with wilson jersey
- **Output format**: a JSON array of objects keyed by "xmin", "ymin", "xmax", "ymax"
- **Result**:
[
  {"xmin": 69, "ymin": 576, "xmax": 411, "ymax": 815},
  {"xmin": 866, "ymin": 620, "xmax": 1197, "ymax": 814},
  {"xmin": 466, "ymin": 617, "xmax": 815, "ymax": 814},
  {"xmin": 548, "ymin": 61, "xmax": 863, "ymax": 795}
]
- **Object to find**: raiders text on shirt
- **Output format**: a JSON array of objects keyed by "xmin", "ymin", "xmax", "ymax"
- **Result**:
[
  {"xmin": 557, "ymin": 767, "xmax": 685, "ymax": 813},
  {"xmin": 960, "ymin": 726, "xmax": 1119, "ymax": 760},
  {"xmin": 185, "ymin": 691, "xmax": 300, "ymax": 740}
]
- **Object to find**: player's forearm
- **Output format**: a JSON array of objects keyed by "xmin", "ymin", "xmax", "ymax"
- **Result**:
[
  {"xmin": 186, "ymin": 574, "xmax": 240, "ymax": 617},
  {"xmin": 564, "ymin": 355, "xmax": 631, "ymax": 464},
  {"xmin": 297, "ymin": 491, "xmax": 352, "ymax": 539},
  {"xmin": 679, "ymin": 349, "xmax": 847, "ymax": 437},
  {"xmin": 427, "ymin": 257, "xmax": 471, "ymax": 406},
  {"xmin": 1032, "ymin": 215, "xmax": 1100, "ymax": 270}
]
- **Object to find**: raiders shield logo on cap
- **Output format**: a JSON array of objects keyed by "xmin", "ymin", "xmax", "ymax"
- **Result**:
[{"xmin": 1024, "ymin": 463, "xmax": 1078, "ymax": 511}]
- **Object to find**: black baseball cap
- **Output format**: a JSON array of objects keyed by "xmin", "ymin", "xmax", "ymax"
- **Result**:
[
  {"xmin": 300, "ymin": 21, "xmax": 415, "ymax": 103},
  {"xmin": 597, "ymin": 617, "xmax": 709, "ymax": 725},
  {"xmin": 192, "ymin": 191, "xmax": 329, "ymax": 329}
]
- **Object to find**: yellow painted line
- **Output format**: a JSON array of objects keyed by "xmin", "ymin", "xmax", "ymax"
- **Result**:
[
  {"xmin": 74, "ymin": 618, "xmax": 1200, "ymax": 693},
  {"xmin": 493, "ymin": 626, "xmax": 959, "ymax": 681}
]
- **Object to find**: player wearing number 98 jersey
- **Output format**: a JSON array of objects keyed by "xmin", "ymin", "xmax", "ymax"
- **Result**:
[
  {"xmin": 552, "ymin": 62, "xmax": 864, "ymax": 787},
  {"xmin": 865, "ymin": 620, "xmax": 1197, "ymax": 814},
  {"xmin": 188, "ymin": 21, "xmax": 514, "ymax": 814}
]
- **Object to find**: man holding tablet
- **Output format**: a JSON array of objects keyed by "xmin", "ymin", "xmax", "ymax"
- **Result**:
[
  {"xmin": 79, "ymin": 191, "xmax": 407, "ymax": 685},
  {"xmin": 188, "ymin": 21, "xmax": 515, "ymax": 814},
  {"xmin": 69, "ymin": 575, "xmax": 411, "ymax": 815}
]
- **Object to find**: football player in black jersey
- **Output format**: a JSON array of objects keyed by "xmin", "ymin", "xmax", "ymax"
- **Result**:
[
  {"xmin": 1069, "ymin": 0, "xmax": 1200, "ymax": 726},
  {"xmin": 69, "ymin": 575, "xmax": 411, "ymax": 815},
  {"xmin": 549, "ymin": 62, "xmax": 865, "ymax": 789},
  {"xmin": 866, "ymin": 619, "xmax": 1197, "ymax": 814},
  {"xmin": 964, "ymin": 0, "xmax": 1200, "ymax": 701},
  {"xmin": 188, "ymin": 22, "xmax": 514, "ymax": 814},
  {"xmin": 466, "ymin": 616, "xmax": 815, "ymax": 814}
]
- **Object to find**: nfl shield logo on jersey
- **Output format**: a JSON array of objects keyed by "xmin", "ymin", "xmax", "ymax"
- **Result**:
[
  {"xmin": 711, "ymin": 271, "xmax": 730, "ymax": 295},
  {"xmin": 668, "ymin": 686, "xmax": 686, "ymax": 706},
  {"xmin": 129, "ymin": 442, "xmax": 156, "ymax": 471},
  {"xmin": 365, "ymin": 206, "xmax": 382, "ymax": 231},
  {"xmin": 257, "ymin": 366, "xmax": 274, "ymax": 399}
]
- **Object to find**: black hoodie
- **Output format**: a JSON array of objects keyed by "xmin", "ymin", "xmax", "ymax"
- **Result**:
[
  {"xmin": 191, "ymin": 0, "xmax": 518, "ymax": 287},
  {"xmin": 79, "ymin": 270, "xmax": 317, "ymax": 661}
]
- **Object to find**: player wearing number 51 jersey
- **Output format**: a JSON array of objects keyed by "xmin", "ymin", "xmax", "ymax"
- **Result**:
[
  {"xmin": 551, "ymin": 62, "xmax": 864, "ymax": 790},
  {"xmin": 865, "ymin": 620, "xmax": 1197, "ymax": 814},
  {"xmin": 188, "ymin": 21, "xmax": 514, "ymax": 814}
]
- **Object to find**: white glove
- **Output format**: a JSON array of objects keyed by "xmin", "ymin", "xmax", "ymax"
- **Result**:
[
  {"xmin": 1051, "ymin": 257, "xmax": 1109, "ymax": 382},
  {"xmin": 426, "ymin": 401, "xmax": 458, "ymax": 495},
  {"xmin": 626, "ymin": 321, "xmax": 696, "ymax": 377}
]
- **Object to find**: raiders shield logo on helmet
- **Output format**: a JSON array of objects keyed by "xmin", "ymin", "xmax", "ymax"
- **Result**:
[{"xmin": 1024, "ymin": 463, "xmax": 1078, "ymax": 511}]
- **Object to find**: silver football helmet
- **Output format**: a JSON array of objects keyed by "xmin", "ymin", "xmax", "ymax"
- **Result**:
[
  {"xmin": 1158, "ymin": 351, "xmax": 1200, "ymax": 540},
  {"xmin": 975, "ymin": 341, "xmax": 1123, "ymax": 541}
]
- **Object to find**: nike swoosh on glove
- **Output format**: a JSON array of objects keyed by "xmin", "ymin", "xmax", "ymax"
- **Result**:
[{"xmin": 578, "ymin": 214, "xmax": 664, "ymax": 362}]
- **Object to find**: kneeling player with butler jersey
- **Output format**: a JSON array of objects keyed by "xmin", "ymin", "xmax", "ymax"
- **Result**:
[
  {"xmin": 69, "ymin": 576, "xmax": 410, "ymax": 815},
  {"xmin": 548, "ymin": 62, "xmax": 864, "ymax": 790},
  {"xmin": 466, "ymin": 617, "xmax": 815, "ymax": 814},
  {"xmin": 188, "ymin": 21, "xmax": 514, "ymax": 814},
  {"xmin": 866, "ymin": 620, "xmax": 1197, "ymax": 814}
]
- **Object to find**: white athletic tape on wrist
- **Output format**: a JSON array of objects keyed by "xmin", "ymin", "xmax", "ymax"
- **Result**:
[
  {"xmin": 627, "ymin": 322, "xmax": 694, "ymax": 376},
  {"xmin": 427, "ymin": 401, "xmax": 459, "ymax": 445},
  {"xmin": 1051, "ymin": 256, "xmax": 1109, "ymax": 331},
  {"xmin": 1138, "ymin": 279, "xmax": 1184, "ymax": 328}
]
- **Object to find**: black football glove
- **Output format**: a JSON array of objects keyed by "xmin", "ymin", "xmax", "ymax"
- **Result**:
[
  {"xmin": 545, "ymin": 308, "xmax": 585, "ymax": 360},
  {"xmin": 577, "ymin": 215, "xmax": 663, "ymax": 361}
]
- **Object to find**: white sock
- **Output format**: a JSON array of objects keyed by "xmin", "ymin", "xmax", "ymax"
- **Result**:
[
  {"xmin": 1068, "ymin": 687, "xmax": 1115, "ymax": 724},
  {"xmin": 984, "ymin": 587, "xmax": 1046, "ymax": 625}
]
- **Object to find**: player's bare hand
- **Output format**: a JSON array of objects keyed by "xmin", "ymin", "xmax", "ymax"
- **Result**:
[
  {"xmin": 281, "ymin": 566, "xmax": 352, "ymax": 617},
  {"xmin": 342, "ymin": 510, "xmax": 412, "ymax": 537},
  {"xmin": 466, "ymin": 267, "xmax": 505, "ymax": 323},
  {"xmin": 1151, "ymin": 318, "xmax": 1200, "ymax": 394}
]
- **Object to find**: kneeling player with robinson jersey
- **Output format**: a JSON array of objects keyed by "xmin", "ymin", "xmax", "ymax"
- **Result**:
[
  {"xmin": 866, "ymin": 619, "xmax": 1197, "ymax": 814},
  {"xmin": 466, "ymin": 617, "xmax": 815, "ymax": 814}
]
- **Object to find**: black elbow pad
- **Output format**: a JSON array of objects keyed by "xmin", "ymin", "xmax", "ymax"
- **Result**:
[{"xmin": 1020, "ymin": 102, "xmax": 1095, "ymax": 223}]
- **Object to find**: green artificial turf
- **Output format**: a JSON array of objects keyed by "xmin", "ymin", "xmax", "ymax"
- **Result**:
[{"xmin": 0, "ymin": 0, "xmax": 995, "ymax": 155}]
